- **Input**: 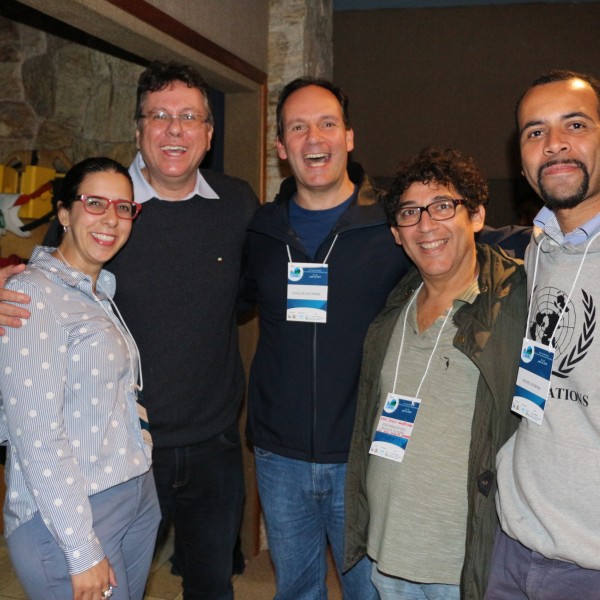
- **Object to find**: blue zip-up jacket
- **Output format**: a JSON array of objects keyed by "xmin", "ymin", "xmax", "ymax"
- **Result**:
[{"xmin": 242, "ymin": 164, "xmax": 411, "ymax": 463}]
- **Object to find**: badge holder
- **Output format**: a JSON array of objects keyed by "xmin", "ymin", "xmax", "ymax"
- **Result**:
[
  {"xmin": 512, "ymin": 338, "xmax": 554, "ymax": 425},
  {"xmin": 286, "ymin": 262, "xmax": 329, "ymax": 323},
  {"xmin": 370, "ymin": 393, "xmax": 421, "ymax": 463}
]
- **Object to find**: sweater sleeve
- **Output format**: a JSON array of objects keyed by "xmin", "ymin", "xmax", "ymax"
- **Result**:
[{"xmin": 1, "ymin": 278, "xmax": 105, "ymax": 574}]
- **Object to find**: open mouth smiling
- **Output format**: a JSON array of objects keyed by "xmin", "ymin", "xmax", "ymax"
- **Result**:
[
  {"xmin": 418, "ymin": 239, "xmax": 448, "ymax": 250},
  {"xmin": 161, "ymin": 145, "xmax": 187, "ymax": 153},
  {"xmin": 303, "ymin": 152, "xmax": 330, "ymax": 166},
  {"xmin": 91, "ymin": 233, "xmax": 117, "ymax": 245}
]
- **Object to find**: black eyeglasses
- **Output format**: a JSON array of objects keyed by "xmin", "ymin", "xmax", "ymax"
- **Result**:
[
  {"xmin": 75, "ymin": 195, "xmax": 142, "ymax": 220},
  {"xmin": 395, "ymin": 198, "xmax": 464, "ymax": 227}
]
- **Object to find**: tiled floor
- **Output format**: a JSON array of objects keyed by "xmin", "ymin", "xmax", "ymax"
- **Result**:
[{"xmin": 0, "ymin": 531, "xmax": 342, "ymax": 600}]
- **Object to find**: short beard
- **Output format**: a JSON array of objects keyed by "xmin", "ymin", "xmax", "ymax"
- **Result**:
[{"xmin": 537, "ymin": 159, "xmax": 589, "ymax": 210}]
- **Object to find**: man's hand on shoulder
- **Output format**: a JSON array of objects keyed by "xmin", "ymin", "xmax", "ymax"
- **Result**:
[{"xmin": 0, "ymin": 264, "xmax": 31, "ymax": 335}]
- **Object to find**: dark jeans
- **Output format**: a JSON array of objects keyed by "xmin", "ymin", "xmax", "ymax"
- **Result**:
[{"xmin": 152, "ymin": 422, "xmax": 245, "ymax": 600}]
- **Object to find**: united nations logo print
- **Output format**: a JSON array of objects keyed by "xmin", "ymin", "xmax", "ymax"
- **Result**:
[{"xmin": 528, "ymin": 287, "xmax": 596, "ymax": 379}]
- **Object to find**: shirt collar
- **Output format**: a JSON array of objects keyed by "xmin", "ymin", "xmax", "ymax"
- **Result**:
[
  {"xmin": 31, "ymin": 246, "xmax": 116, "ymax": 299},
  {"xmin": 129, "ymin": 152, "xmax": 219, "ymax": 203},
  {"xmin": 533, "ymin": 205, "xmax": 600, "ymax": 245},
  {"xmin": 457, "ymin": 278, "xmax": 481, "ymax": 305}
]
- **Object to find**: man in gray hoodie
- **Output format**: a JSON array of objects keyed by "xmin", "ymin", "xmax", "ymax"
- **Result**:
[{"xmin": 488, "ymin": 70, "xmax": 600, "ymax": 599}]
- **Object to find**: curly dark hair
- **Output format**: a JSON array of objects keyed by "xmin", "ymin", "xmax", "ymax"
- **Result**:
[
  {"xmin": 384, "ymin": 147, "xmax": 489, "ymax": 227},
  {"xmin": 134, "ymin": 60, "xmax": 213, "ymax": 126}
]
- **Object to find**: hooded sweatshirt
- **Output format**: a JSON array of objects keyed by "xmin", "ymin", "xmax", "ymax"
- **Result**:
[{"xmin": 496, "ymin": 219, "xmax": 600, "ymax": 569}]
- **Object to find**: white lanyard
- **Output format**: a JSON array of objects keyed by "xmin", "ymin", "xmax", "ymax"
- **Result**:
[
  {"xmin": 55, "ymin": 248, "xmax": 142, "ymax": 392},
  {"xmin": 286, "ymin": 234, "xmax": 339, "ymax": 265},
  {"xmin": 96, "ymin": 281, "xmax": 143, "ymax": 393},
  {"xmin": 391, "ymin": 283, "xmax": 455, "ymax": 398},
  {"xmin": 369, "ymin": 284, "xmax": 456, "ymax": 463}
]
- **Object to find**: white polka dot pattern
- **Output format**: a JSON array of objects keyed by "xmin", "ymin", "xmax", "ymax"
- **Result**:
[{"xmin": 0, "ymin": 247, "xmax": 151, "ymax": 574}]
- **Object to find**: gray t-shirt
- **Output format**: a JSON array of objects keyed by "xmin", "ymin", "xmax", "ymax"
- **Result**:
[{"xmin": 367, "ymin": 282, "xmax": 480, "ymax": 583}]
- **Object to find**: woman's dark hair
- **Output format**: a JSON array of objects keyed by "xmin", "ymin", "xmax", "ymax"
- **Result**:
[
  {"xmin": 58, "ymin": 157, "xmax": 133, "ymax": 211},
  {"xmin": 384, "ymin": 147, "xmax": 489, "ymax": 227}
]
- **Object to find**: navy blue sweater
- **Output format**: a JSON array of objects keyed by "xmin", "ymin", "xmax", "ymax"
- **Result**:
[{"xmin": 106, "ymin": 170, "xmax": 258, "ymax": 447}]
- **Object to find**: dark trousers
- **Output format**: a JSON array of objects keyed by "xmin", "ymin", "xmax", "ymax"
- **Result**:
[
  {"xmin": 486, "ymin": 526, "xmax": 600, "ymax": 600},
  {"xmin": 152, "ymin": 422, "xmax": 245, "ymax": 600}
]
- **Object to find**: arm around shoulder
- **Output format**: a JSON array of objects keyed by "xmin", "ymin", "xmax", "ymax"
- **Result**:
[{"xmin": 0, "ymin": 264, "xmax": 31, "ymax": 334}]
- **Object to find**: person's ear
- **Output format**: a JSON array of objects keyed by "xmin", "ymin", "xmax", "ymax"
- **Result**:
[
  {"xmin": 205, "ymin": 123, "xmax": 214, "ymax": 152},
  {"xmin": 345, "ymin": 128, "xmax": 354, "ymax": 153},
  {"xmin": 276, "ymin": 135, "xmax": 288, "ymax": 161},
  {"xmin": 57, "ymin": 202, "xmax": 70, "ymax": 229},
  {"xmin": 470, "ymin": 205, "xmax": 486, "ymax": 233}
]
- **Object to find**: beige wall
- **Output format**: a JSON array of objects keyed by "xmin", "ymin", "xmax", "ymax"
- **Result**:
[
  {"xmin": 144, "ymin": 0, "xmax": 269, "ymax": 72},
  {"xmin": 333, "ymin": 3, "xmax": 600, "ymax": 184},
  {"xmin": 17, "ymin": 0, "xmax": 266, "ymax": 93}
]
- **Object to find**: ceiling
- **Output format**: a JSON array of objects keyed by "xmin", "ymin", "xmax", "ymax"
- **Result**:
[{"xmin": 334, "ymin": 0, "xmax": 600, "ymax": 9}]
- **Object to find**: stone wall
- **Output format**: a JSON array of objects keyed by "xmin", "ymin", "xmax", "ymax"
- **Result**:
[
  {"xmin": 266, "ymin": 0, "xmax": 333, "ymax": 202},
  {"xmin": 0, "ymin": 16, "xmax": 142, "ymax": 172},
  {"xmin": 1, "ymin": 0, "xmax": 335, "ymax": 201}
]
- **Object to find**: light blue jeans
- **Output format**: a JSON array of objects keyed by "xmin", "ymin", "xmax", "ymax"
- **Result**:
[
  {"xmin": 254, "ymin": 447, "xmax": 378, "ymax": 600},
  {"xmin": 371, "ymin": 564, "xmax": 460, "ymax": 600},
  {"xmin": 7, "ymin": 470, "xmax": 161, "ymax": 600}
]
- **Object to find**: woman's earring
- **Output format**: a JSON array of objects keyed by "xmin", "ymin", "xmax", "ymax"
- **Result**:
[{"xmin": 63, "ymin": 225, "xmax": 68, "ymax": 233}]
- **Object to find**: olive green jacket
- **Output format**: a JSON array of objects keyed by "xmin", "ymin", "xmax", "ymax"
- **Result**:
[{"xmin": 343, "ymin": 244, "xmax": 527, "ymax": 600}]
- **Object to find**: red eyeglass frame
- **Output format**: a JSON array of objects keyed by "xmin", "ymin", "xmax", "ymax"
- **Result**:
[{"xmin": 75, "ymin": 195, "xmax": 142, "ymax": 220}]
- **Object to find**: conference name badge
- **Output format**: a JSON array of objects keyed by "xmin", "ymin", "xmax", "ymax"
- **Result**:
[
  {"xmin": 511, "ymin": 338, "xmax": 554, "ymax": 425},
  {"xmin": 286, "ymin": 262, "xmax": 329, "ymax": 323},
  {"xmin": 369, "ymin": 393, "xmax": 421, "ymax": 463}
]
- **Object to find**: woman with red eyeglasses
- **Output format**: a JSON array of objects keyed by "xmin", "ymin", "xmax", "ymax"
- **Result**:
[{"xmin": 0, "ymin": 157, "xmax": 160, "ymax": 600}]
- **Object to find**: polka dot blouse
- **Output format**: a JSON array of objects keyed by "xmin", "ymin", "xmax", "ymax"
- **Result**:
[{"xmin": 0, "ymin": 247, "xmax": 152, "ymax": 574}]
